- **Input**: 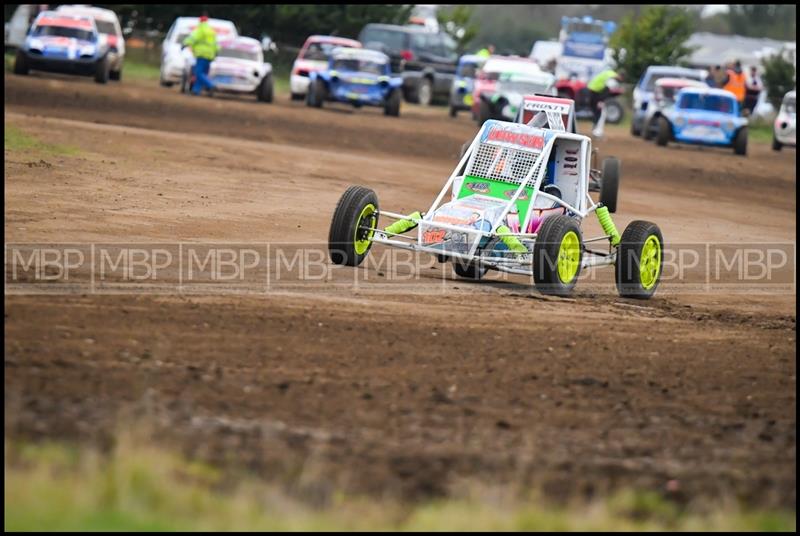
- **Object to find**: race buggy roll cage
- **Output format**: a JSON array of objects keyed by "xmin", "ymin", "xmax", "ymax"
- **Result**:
[{"xmin": 369, "ymin": 109, "xmax": 623, "ymax": 276}]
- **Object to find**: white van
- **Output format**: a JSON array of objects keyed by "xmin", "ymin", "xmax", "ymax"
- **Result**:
[
  {"xmin": 160, "ymin": 16, "xmax": 238, "ymax": 87},
  {"xmin": 56, "ymin": 5, "xmax": 126, "ymax": 81}
]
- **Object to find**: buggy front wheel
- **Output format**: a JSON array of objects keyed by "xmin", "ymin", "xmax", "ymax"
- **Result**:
[
  {"xmin": 533, "ymin": 215, "xmax": 583, "ymax": 296},
  {"xmin": 615, "ymin": 220, "xmax": 663, "ymax": 299},
  {"xmin": 329, "ymin": 186, "xmax": 379, "ymax": 267}
]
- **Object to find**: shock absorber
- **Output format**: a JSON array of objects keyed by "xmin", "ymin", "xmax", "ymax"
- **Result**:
[{"xmin": 596, "ymin": 206, "xmax": 621, "ymax": 245}]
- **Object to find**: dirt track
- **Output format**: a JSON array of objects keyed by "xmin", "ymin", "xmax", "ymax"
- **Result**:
[{"xmin": 4, "ymin": 72, "xmax": 797, "ymax": 508}]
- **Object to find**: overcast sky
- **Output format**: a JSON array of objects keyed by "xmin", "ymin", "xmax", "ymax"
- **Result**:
[{"xmin": 701, "ymin": 5, "xmax": 731, "ymax": 17}]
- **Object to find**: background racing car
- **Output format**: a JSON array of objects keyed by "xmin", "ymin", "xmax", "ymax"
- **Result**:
[
  {"xmin": 306, "ymin": 47, "xmax": 403, "ymax": 117},
  {"xmin": 328, "ymin": 109, "xmax": 663, "ymax": 299},
  {"xmin": 448, "ymin": 54, "xmax": 484, "ymax": 118},
  {"xmin": 473, "ymin": 56, "xmax": 557, "ymax": 124},
  {"xmin": 159, "ymin": 16, "xmax": 237, "ymax": 88},
  {"xmin": 13, "ymin": 11, "xmax": 113, "ymax": 84},
  {"xmin": 180, "ymin": 36, "xmax": 274, "ymax": 102},
  {"xmin": 55, "ymin": 4, "xmax": 125, "ymax": 81},
  {"xmin": 772, "ymin": 89, "xmax": 796, "ymax": 151},
  {"xmin": 290, "ymin": 35, "xmax": 362, "ymax": 100},
  {"xmin": 654, "ymin": 87, "xmax": 749, "ymax": 156},
  {"xmin": 640, "ymin": 77, "xmax": 708, "ymax": 141},
  {"xmin": 631, "ymin": 65, "xmax": 706, "ymax": 137}
]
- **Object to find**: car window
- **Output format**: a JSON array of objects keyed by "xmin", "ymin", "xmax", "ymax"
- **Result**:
[
  {"xmin": 410, "ymin": 32, "xmax": 435, "ymax": 54},
  {"xmin": 95, "ymin": 20, "xmax": 116, "ymax": 35},
  {"xmin": 360, "ymin": 28, "xmax": 407, "ymax": 52},
  {"xmin": 332, "ymin": 58, "xmax": 385, "ymax": 75},
  {"xmin": 679, "ymin": 93, "xmax": 733, "ymax": 113},
  {"xmin": 303, "ymin": 42, "xmax": 336, "ymax": 61},
  {"xmin": 647, "ymin": 72, "xmax": 701, "ymax": 91},
  {"xmin": 218, "ymin": 46, "xmax": 260, "ymax": 62},
  {"xmin": 783, "ymin": 97, "xmax": 796, "ymax": 114},
  {"xmin": 32, "ymin": 24, "xmax": 94, "ymax": 41}
]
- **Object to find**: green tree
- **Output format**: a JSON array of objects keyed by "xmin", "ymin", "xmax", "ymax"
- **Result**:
[
  {"xmin": 610, "ymin": 6, "xmax": 695, "ymax": 82},
  {"xmin": 436, "ymin": 5, "xmax": 479, "ymax": 54},
  {"xmin": 727, "ymin": 5, "xmax": 796, "ymax": 41},
  {"xmin": 761, "ymin": 53, "xmax": 796, "ymax": 108}
]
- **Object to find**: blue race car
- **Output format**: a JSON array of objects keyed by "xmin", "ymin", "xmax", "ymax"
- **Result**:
[
  {"xmin": 655, "ymin": 87, "xmax": 749, "ymax": 156},
  {"xmin": 448, "ymin": 54, "xmax": 484, "ymax": 118},
  {"xmin": 13, "ymin": 10, "xmax": 113, "ymax": 84},
  {"xmin": 306, "ymin": 47, "xmax": 403, "ymax": 117}
]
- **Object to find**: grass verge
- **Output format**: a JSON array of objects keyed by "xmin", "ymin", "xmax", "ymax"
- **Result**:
[
  {"xmin": 4, "ymin": 434, "xmax": 795, "ymax": 532},
  {"xmin": 5, "ymin": 123, "xmax": 79, "ymax": 156}
]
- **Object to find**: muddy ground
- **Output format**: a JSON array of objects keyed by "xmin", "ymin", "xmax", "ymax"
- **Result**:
[{"xmin": 4, "ymin": 72, "xmax": 796, "ymax": 509}]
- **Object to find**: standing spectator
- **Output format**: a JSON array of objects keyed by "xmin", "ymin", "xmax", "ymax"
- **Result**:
[
  {"xmin": 587, "ymin": 68, "xmax": 622, "ymax": 137},
  {"xmin": 705, "ymin": 66, "xmax": 718, "ymax": 88},
  {"xmin": 744, "ymin": 65, "xmax": 763, "ymax": 116},
  {"xmin": 712, "ymin": 64, "xmax": 727, "ymax": 88},
  {"xmin": 722, "ymin": 60, "xmax": 747, "ymax": 111},
  {"xmin": 183, "ymin": 14, "xmax": 219, "ymax": 96},
  {"xmin": 476, "ymin": 44, "xmax": 495, "ymax": 59}
]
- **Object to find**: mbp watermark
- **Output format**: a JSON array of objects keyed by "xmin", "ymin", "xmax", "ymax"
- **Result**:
[{"xmin": 4, "ymin": 241, "xmax": 796, "ymax": 295}]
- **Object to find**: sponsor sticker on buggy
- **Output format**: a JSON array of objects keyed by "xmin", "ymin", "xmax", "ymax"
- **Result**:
[{"xmin": 480, "ymin": 121, "xmax": 547, "ymax": 152}]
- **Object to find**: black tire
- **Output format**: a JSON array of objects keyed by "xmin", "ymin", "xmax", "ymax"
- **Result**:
[
  {"xmin": 630, "ymin": 118, "xmax": 641, "ymax": 137},
  {"xmin": 180, "ymin": 70, "xmax": 190, "ymax": 93},
  {"xmin": 478, "ymin": 99, "xmax": 492, "ymax": 125},
  {"xmin": 772, "ymin": 134, "xmax": 782, "ymax": 151},
  {"xmin": 307, "ymin": 79, "xmax": 326, "ymax": 108},
  {"xmin": 290, "ymin": 92, "xmax": 304, "ymax": 101},
  {"xmin": 110, "ymin": 69, "xmax": 121, "ymax": 81},
  {"xmin": 159, "ymin": 74, "xmax": 174, "ymax": 88},
  {"xmin": 94, "ymin": 56, "xmax": 110, "ymax": 84},
  {"xmin": 449, "ymin": 104, "xmax": 457, "ymax": 118},
  {"xmin": 384, "ymin": 89, "xmax": 400, "ymax": 117},
  {"xmin": 453, "ymin": 260, "xmax": 487, "ymax": 280},
  {"xmin": 656, "ymin": 116, "xmax": 671, "ymax": 147},
  {"xmin": 329, "ymin": 186, "xmax": 380, "ymax": 267},
  {"xmin": 533, "ymin": 215, "xmax": 583, "ymax": 297},
  {"xmin": 642, "ymin": 117, "xmax": 656, "ymax": 141},
  {"xmin": 416, "ymin": 77, "xmax": 433, "ymax": 106},
  {"xmin": 733, "ymin": 127, "xmax": 747, "ymax": 156},
  {"xmin": 257, "ymin": 74, "xmax": 274, "ymax": 103},
  {"xmin": 604, "ymin": 99, "xmax": 624, "ymax": 124},
  {"xmin": 600, "ymin": 157, "xmax": 620, "ymax": 213},
  {"xmin": 13, "ymin": 50, "xmax": 29, "ymax": 75},
  {"xmin": 615, "ymin": 220, "xmax": 663, "ymax": 299}
]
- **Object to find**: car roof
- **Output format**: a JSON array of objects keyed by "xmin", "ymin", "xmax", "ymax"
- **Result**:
[
  {"xmin": 645, "ymin": 65, "xmax": 704, "ymax": 77},
  {"xmin": 677, "ymin": 87, "xmax": 737, "ymax": 98},
  {"xmin": 655, "ymin": 77, "xmax": 707, "ymax": 88},
  {"xmin": 361, "ymin": 23, "xmax": 430, "ymax": 34},
  {"xmin": 55, "ymin": 5, "xmax": 119, "ymax": 23},
  {"xmin": 483, "ymin": 56, "xmax": 543, "ymax": 75},
  {"xmin": 785, "ymin": 90, "xmax": 796, "ymax": 99},
  {"xmin": 306, "ymin": 35, "xmax": 361, "ymax": 47},
  {"xmin": 219, "ymin": 36, "xmax": 261, "ymax": 51},
  {"xmin": 331, "ymin": 46, "xmax": 388, "ymax": 63},
  {"xmin": 35, "ymin": 11, "xmax": 96, "ymax": 30}
]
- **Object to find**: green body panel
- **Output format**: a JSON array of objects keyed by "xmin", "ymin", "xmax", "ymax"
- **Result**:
[{"xmin": 457, "ymin": 175, "xmax": 534, "ymax": 227}]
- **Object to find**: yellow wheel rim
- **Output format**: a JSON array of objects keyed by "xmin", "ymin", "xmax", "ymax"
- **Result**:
[
  {"xmin": 639, "ymin": 235, "xmax": 661, "ymax": 290},
  {"xmin": 557, "ymin": 231, "xmax": 580, "ymax": 283},
  {"xmin": 354, "ymin": 204, "xmax": 376, "ymax": 255}
]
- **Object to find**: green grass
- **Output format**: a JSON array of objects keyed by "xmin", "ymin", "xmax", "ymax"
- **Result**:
[
  {"xmin": 4, "ymin": 433, "xmax": 796, "ymax": 532},
  {"xmin": 5, "ymin": 123, "xmax": 79, "ymax": 156}
]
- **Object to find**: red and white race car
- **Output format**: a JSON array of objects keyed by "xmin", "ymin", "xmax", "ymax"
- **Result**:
[{"xmin": 290, "ymin": 35, "xmax": 362, "ymax": 100}]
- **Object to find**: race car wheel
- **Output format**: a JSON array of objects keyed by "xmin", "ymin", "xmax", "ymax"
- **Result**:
[
  {"xmin": 180, "ymin": 71, "xmax": 190, "ymax": 94},
  {"xmin": 772, "ymin": 134, "xmax": 782, "ymax": 151},
  {"xmin": 630, "ymin": 119, "xmax": 641, "ymax": 137},
  {"xmin": 257, "ymin": 74, "xmax": 274, "ymax": 103},
  {"xmin": 600, "ymin": 157, "xmax": 620, "ymax": 213},
  {"xmin": 13, "ymin": 51, "xmax": 29, "ymax": 75},
  {"xmin": 329, "ymin": 186, "xmax": 379, "ymax": 267},
  {"xmin": 449, "ymin": 104, "xmax": 457, "ymax": 118},
  {"xmin": 384, "ymin": 89, "xmax": 401, "ymax": 117},
  {"xmin": 453, "ymin": 260, "xmax": 487, "ymax": 280},
  {"xmin": 615, "ymin": 220, "xmax": 663, "ymax": 299},
  {"xmin": 110, "ymin": 69, "xmax": 122, "ymax": 81},
  {"xmin": 416, "ymin": 78, "xmax": 433, "ymax": 106},
  {"xmin": 604, "ymin": 99, "xmax": 624, "ymax": 124},
  {"xmin": 533, "ymin": 215, "xmax": 583, "ymax": 297},
  {"xmin": 307, "ymin": 79, "xmax": 326, "ymax": 108},
  {"xmin": 290, "ymin": 92, "xmax": 304, "ymax": 101},
  {"xmin": 478, "ymin": 99, "xmax": 492, "ymax": 125},
  {"xmin": 642, "ymin": 117, "xmax": 656, "ymax": 141},
  {"xmin": 94, "ymin": 56, "xmax": 110, "ymax": 84},
  {"xmin": 656, "ymin": 117, "xmax": 671, "ymax": 147},
  {"xmin": 733, "ymin": 127, "xmax": 748, "ymax": 156}
]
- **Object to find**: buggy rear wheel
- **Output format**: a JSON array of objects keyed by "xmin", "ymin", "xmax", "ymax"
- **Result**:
[
  {"xmin": 600, "ymin": 157, "xmax": 620, "ymax": 213},
  {"xmin": 533, "ymin": 215, "xmax": 583, "ymax": 296},
  {"xmin": 329, "ymin": 186, "xmax": 379, "ymax": 267},
  {"xmin": 615, "ymin": 220, "xmax": 663, "ymax": 299}
]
